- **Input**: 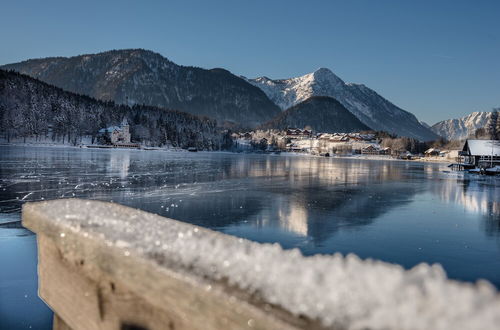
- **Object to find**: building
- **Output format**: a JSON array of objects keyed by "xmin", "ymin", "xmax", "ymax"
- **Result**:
[
  {"xmin": 424, "ymin": 148, "xmax": 441, "ymax": 157},
  {"xmin": 286, "ymin": 128, "xmax": 312, "ymax": 138},
  {"xmin": 348, "ymin": 133, "xmax": 375, "ymax": 142},
  {"xmin": 361, "ymin": 145, "xmax": 379, "ymax": 155},
  {"xmin": 399, "ymin": 151, "xmax": 413, "ymax": 160},
  {"xmin": 360, "ymin": 145, "xmax": 391, "ymax": 155},
  {"xmin": 461, "ymin": 139, "xmax": 500, "ymax": 167},
  {"xmin": 379, "ymin": 147, "xmax": 391, "ymax": 155},
  {"xmin": 99, "ymin": 119, "xmax": 131, "ymax": 145}
]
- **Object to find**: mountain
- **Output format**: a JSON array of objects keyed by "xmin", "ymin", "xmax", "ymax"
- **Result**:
[
  {"xmin": 420, "ymin": 121, "xmax": 431, "ymax": 129},
  {"xmin": 1, "ymin": 49, "xmax": 281, "ymax": 127},
  {"xmin": 0, "ymin": 69, "xmax": 230, "ymax": 149},
  {"xmin": 431, "ymin": 111, "xmax": 499, "ymax": 141},
  {"xmin": 260, "ymin": 96, "xmax": 370, "ymax": 132},
  {"xmin": 247, "ymin": 68, "xmax": 438, "ymax": 141}
]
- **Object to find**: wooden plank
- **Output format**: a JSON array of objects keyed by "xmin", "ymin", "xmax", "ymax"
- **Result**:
[
  {"xmin": 23, "ymin": 199, "xmax": 500, "ymax": 330},
  {"xmin": 38, "ymin": 234, "xmax": 226, "ymax": 330},
  {"xmin": 35, "ymin": 232, "xmax": 306, "ymax": 330},
  {"xmin": 38, "ymin": 234, "xmax": 101, "ymax": 330}
]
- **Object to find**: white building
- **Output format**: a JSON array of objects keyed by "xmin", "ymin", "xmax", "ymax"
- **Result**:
[{"xmin": 99, "ymin": 119, "xmax": 131, "ymax": 145}]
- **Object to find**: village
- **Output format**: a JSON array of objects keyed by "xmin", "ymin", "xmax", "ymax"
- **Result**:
[
  {"xmin": 18, "ymin": 118, "xmax": 498, "ymax": 176},
  {"xmin": 30, "ymin": 117, "xmax": 493, "ymax": 176},
  {"xmin": 232, "ymin": 128, "xmax": 500, "ymax": 174},
  {"xmin": 233, "ymin": 128, "xmax": 443, "ymax": 158},
  {"xmin": 94, "ymin": 122, "xmax": 500, "ymax": 174}
]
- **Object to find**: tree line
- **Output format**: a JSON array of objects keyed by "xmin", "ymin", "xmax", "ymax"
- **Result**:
[{"xmin": 0, "ymin": 70, "xmax": 232, "ymax": 149}]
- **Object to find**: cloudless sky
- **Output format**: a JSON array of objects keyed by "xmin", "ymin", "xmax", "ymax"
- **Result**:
[{"xmin": 1, "ymin": 0, "xmax": 499, "ymax": 124}]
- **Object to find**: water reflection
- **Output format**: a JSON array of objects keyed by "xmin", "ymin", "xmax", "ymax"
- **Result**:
[
  {"xmin": 0, "ymin": 146, "xmax": 499, "ymax": 284},
  {"xmin": 3, "ymin": 147, "xmax": 500, "ymax": 330},
  {"xmin": 432, "ymin": 176, "xmax": 500, "ymax": 236},
  {"xmin": 108, "ymin": 151, "xmax": 130, "ymax": 179},
  {"xmin": 277, "ymin": 198, "xmax": 308, "ymax": 236},
  {"xmin": 244, "ymin": 182, "xmax": 422, "ymax": 244},
  {"xmin": 127, "ymin": 156, "xmax": 424, "ymax": 242},
  {"xmin": 1, "ymin": 147, "xmax": 499, "ymax": 241}
]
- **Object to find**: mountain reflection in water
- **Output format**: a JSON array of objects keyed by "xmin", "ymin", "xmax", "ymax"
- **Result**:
[
  {"xmin": 1, "ymin": 146, "xmax": 500, "ymax": 329},
  {"xmin": 0, "ymin": 146, "xmax": 499, "ymax": 286}
]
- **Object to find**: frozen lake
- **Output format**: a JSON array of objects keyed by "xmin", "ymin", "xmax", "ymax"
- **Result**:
[{"xmin": 1, "ymin": 145, "xmax": 499, "ymax": 328}]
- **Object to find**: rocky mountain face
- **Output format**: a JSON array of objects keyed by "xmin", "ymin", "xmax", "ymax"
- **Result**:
[
  {"xmin": 1, "ymin": 49, "xmax": 281, "ymax": 128},
  {"xmin": 247, "ymin": 68, "xmax": 438, "ymax": 141},
  {"xmin": 0, "ymin": 70, "xmax": 231, "ymax": 149},
  {"xmin": 431, "ymin": 111, "xmax": 499, "ymax": 141},
  {"xmin": 260, "ymin": 96, "xmax": 369, "ymax": 132}
]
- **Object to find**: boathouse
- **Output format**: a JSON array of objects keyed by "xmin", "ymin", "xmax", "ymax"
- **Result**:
[{"xmin": 461, "ymin": 139, "xmax": 500, "ymax": 167}]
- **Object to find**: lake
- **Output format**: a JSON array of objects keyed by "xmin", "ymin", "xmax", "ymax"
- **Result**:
[{"xmin": 1, "ymin": 145, "xmax": 499, "ymax": 329}]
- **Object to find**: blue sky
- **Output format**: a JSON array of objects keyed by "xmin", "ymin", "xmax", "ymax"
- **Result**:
[{"xmin": 1, "ymin": 0, "xmax": 499, "ymax": 124}]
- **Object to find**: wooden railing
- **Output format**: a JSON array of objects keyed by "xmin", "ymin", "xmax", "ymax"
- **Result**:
[{"xmin": 23, "ymin": 199, "xmax": 500, "ymax": 330}]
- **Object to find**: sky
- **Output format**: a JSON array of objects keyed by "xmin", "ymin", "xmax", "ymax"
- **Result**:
[{"xmin": 1, "ymin": 0, "xmax": 499, "ymax": 124}]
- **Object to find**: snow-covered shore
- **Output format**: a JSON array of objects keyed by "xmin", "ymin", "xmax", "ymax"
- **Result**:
[
  {"xmin": 282, "ymin": 151, "xmax": 452, "ymax": 165},
  {"xmin": 0, "ymin": 142, "xmax": 454, "ymax": 166}
]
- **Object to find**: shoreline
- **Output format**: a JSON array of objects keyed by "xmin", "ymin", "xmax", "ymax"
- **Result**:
[
  {"xmin": 0, "ymin": 143, "xmax": 454, "ymax": 165},
  {"xmin": 281, "ymin": 151, "xmax": 452, "ymax": 165}
]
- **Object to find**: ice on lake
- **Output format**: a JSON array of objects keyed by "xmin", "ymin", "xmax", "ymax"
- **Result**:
[
  {"xmin": 0, "ymin": 145, "xmax": 499, "ymax": 328},
  {"xmin": 1, "ymin": 146, "xmax": 499, "ymax": 285}
]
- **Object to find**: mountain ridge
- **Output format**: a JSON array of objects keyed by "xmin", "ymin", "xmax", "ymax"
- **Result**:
[
  {"xmin": 3, "ymin": 50, "xmax": 439, "ymax": 140},
  {"xmin": 247, "ymin": 68, "xmax": 438, "ymax": 141},
  {"xmin": 1, "ymin": 49, "xmax": 281, "ymax": 128},
  {"xmin": 431, "ymin": 111, "xmax": 499, "ymax": 140}
]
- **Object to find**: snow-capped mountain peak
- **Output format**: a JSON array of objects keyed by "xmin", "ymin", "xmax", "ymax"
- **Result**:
[
  {"xmin": 247, "ymin": 69, "xmax": 438, "ymax": 141},
  {"xmin": 312, "ymin": 67, "xmax": 344, "ymax": 85},
  {"xmin": 248, "ymin": 68, "xmax": 345, "ymax": 112},
  {"xmin": 431, "ymin": 111, "xmax": 499, "ymax": 140}
]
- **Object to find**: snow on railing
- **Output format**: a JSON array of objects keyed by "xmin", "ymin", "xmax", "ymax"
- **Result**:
[{"xmin": 23, "ymin": 199, "xmax": 500, "ymax": 330}]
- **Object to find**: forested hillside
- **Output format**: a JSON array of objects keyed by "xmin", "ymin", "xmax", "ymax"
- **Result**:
[
  {"xmin": 260, "ymin": 96, "xmax": 370, "ymax": 132},
  {"xmin": 0, "ymin": 70, "xmax": 231, "ymax": 149},
  {"xmin": 1, "ymin": 49, "xmax": 281, "ymax": 127}
]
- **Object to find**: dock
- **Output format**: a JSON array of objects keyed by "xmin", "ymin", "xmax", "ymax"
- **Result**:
[{"xmin": 448, "ymin": 163, "xmax": 476, "ymax": 171}]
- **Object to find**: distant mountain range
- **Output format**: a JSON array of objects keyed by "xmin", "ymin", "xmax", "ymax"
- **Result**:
[
  {"xmin": 2, "ymin": 49, "xmax": 442, "ymax": 140},
  {"xmin": 431, "ymin": 111, "xmax": 499, "ymax": 141},
  {"xmin": 260, "ymin": 96, "xmax": 369, "ymax": 132},
  {"xmin": 1, "ymin": 49, "xmax": 281, "ymax": 128},
  {"xmin": 247, "ymin": 68, "xmax": 438, "ymax": 141},
  {"xmin": 0, "ymin": 70, "xmax": 229, "ymax": 149}
]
